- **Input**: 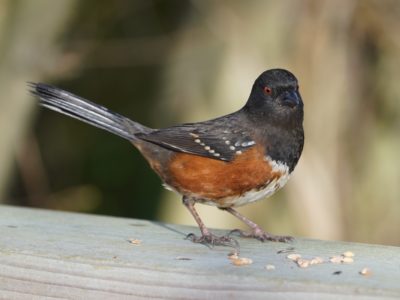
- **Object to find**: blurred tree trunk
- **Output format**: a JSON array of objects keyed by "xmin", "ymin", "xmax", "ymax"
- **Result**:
[{"xmin": 0, "ymin": 0, "xmax": 77, "ymax": 200}]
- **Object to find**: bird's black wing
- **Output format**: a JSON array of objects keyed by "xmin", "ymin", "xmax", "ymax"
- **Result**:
[{"xmin": 136, "ymin": 114, "xmax": 256, "ymax": 161}]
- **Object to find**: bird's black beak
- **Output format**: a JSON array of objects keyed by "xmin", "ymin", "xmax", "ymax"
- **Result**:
[{"xmin": 280, "ymin": 91, "xmax": 302, "ymax": 108}]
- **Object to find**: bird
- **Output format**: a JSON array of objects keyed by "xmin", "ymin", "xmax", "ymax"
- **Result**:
[{"xmin": 30, "ymin": 68, "xmax": 304, "ymax": 247}]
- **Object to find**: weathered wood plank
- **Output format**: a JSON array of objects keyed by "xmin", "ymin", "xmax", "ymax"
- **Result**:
[{"xmin": 0, "ymin": 205, "xmax": 398, "ymax": 299}]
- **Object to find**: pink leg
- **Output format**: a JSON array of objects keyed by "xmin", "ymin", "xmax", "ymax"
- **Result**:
[
  {"xmin": 183, "ymin": 197, "xmax": 238, "ymax": 248},
  {"xmin": 223, "ymin": 207, "xmax": 293, "ymax": 243}
]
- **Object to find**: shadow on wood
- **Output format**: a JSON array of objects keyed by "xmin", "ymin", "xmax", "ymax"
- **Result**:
[{"xmin": 0, "ymin": 205, "xmax": 398, "ymax": 299}]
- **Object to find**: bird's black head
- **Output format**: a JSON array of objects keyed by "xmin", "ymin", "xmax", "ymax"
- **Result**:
[{"xmin": 243, "ymin": 69, "xmax": 303, "ymax": 128}]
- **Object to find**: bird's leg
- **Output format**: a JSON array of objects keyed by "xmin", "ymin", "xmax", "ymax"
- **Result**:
[
  {"xmin": 182, "ymin": 197, "xmax": 238, "ymax": 248},
  {"xmin": 222, "ymin": 207, "xmax": 293, "ymax": 243}
]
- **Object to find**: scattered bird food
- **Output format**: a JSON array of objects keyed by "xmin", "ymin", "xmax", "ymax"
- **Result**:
[
  {"xmin": 342, "ymin": 251, "xmax": 355, "ymax": 258},
  {"xmin": 228, "ymin": 251, "xmax": 239, "ymax": 260},
  {"xmin": 287, "ymin": 250, "xmax": 355, "ymax": 268},
  {"xmin": 228, "ymin": 252, "xmax": 252, "ymax": 266},
  {"xmin": 342, "ymin": 257, "xmax": 354, "ymax": 264},
  {"xmin": 287, "ymin": 253, "xmax": 302, "ymax": 261},
  {"xmin": 296, "ymin": 258, "xmax": 310, "ymax": 268},
  {"xmin": 128, "ymin": 239, "xmax": 142, "ymax": 245},
  {"xmin": 286, "ymin": 253, "xmax": 324, "ymax": 268},
  {"xmin": 330, "ymin": 252, "xmax": 355, "ymax": 264},
  {"xmin": 359, "ymin": 268, "xmax": 372, "ymax": 276},
  {"xmin": 231, "ymin": 257, "xmax": 253, "ymax": 266},
  {"xmin": 330, "ymin": 256, "xmax": 344, "ymax": 264},
  {"xmin": 265, "ymin": 264, "xmax": 276, "ymax": 270},
  {"xmin": 310, "ymin": 257, "xmax": 324, "ymax": 265}
]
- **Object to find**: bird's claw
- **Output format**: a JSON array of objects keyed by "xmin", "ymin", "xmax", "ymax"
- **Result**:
[
  {"xmin": 229, "ymin": 228, "xmax": 294, "ymax": 243},
  {"xmin": 185, "ymin": 232, "xmax": 239, "ymax": 248}
]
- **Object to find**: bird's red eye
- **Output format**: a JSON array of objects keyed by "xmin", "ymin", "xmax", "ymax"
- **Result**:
[{"xmin": 263, "ymin": 86, "xmax": 272, "ymax": 95}]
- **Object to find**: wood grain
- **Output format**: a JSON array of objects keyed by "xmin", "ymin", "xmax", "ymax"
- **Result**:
[{"xmin": 0, "ymin": 205, "xmax": 398, "ymax": 299}]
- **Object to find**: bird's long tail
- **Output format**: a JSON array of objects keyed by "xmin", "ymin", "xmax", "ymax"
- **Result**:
[{"xmin": 30, "ymin": 83, "xmax": 150, "ymax": 140}]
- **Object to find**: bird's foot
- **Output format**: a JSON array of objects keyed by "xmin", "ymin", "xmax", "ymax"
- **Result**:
[
  {"xmin": 185, "ymin": 232, "xmax": 239, "ymax": 248},
  {"xmin": 229, "ymin": 228, "xmax": 293, "ymax": 243}
]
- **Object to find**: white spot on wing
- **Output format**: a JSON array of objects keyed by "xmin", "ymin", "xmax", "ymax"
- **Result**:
[{"xmin": 242, "ymin": 141, "xmax": 255, "ymax": 147}]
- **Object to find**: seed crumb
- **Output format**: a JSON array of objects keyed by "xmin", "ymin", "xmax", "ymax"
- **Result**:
[
  {"xmin": 329, "ymin": 254, "xmax": 354, "ymax": 264},
  {"xmin": 342, "ymin": 251, "xmax": 355, "ymax": 258},
  {"xmin": 359, "ymin": 268, "xmax": 372, "ymax": 276},
  {"xmin": 128, "ymin": 239, "xmax": 141, "ymax": 245},
  {"xmin": 228, "ymin": 253, "xmax": 239, "ymax": 260},
  {"xmin": 287, "ymin": 253, "xmax": 301, "ymax": 261},
  {"xmin": 310, "ymin": 257, "xmax": 324, "ymax": 265},
  {"xmin": 265, "ymin": 264, "xmax": 276, "ymax": 270},
  {"xmin": 329, "ymin": 256, "xmax": 343, "ymax": 264},
  {"xmin": 231, "ymin": 257, "xmax": 253, "ymax": 266},
  {"xmin": 228, "ymin": 251, "xmax": 239, "ymax": 260},
  {"xmin": 296, "ymin": 258, "xmax": 310, "ymax": 268},
  {"xmin": 342, "ymin": 257, "xmax": 354, "ymax": 264}
]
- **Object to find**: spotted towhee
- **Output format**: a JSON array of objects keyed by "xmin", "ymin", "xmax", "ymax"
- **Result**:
[{"xmin": 30, "ymin": 69, "xmax": 304, "ymax": 246}]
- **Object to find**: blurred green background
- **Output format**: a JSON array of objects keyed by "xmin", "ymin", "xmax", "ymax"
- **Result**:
[{"xmin": 0, "ymin": 0, "xmax": 399, "ymax": 246}]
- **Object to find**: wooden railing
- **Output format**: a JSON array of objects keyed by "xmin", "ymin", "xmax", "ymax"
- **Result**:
[{"xmin": 0, "ymin": 205, "xmax": 398, "ymax": 299}]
